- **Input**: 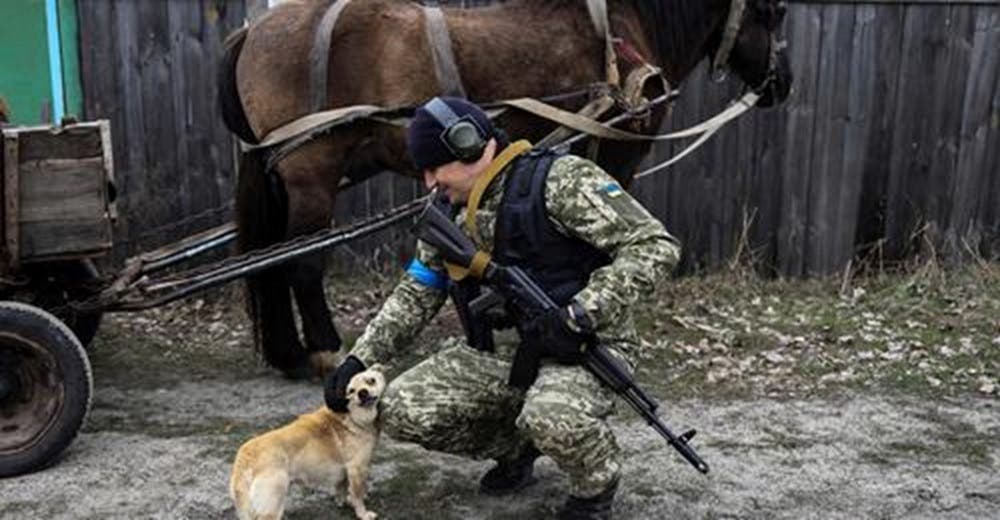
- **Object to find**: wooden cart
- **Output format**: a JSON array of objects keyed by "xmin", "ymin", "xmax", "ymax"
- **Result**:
[{"xmin": 0, "ymin": 120, "xmax": 115, "ymax": 477}]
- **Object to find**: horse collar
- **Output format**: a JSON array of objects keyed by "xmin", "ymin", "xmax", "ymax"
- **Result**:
[{"xmin": 713, "ymin": 0, "xmax": 748, "ymax": 72}]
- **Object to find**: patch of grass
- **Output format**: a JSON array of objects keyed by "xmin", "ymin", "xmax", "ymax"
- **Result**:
[
  {"xmin": 628, "ymin": 261, "xmax": 1000, "ymax": 400},
  {"xmin": 91, "ymin": 260, "xmax": 998, "ymax": 408}
]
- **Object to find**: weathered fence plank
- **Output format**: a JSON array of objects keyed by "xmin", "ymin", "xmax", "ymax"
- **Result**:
[
  {"xmin": 77, "ymin": 0, "xmax": 245, "ymax": 256},
  {"xmin": 947, "ymin": 8, "xmax": 1000, "ymax": 256}
]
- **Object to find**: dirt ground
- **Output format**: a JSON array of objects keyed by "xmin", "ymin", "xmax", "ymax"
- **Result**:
[{"xmin": 3, "ymin": 264, "xmax": 998, "ymax": 519}]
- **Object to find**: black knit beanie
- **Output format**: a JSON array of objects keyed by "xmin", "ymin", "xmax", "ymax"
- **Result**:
[{"xmin": 407, "ymin": 97, "xmax": 498, "ymax": 171}]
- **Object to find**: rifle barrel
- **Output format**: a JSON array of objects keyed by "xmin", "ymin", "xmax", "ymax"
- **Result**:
[{"xmin": 649, "ymin": 416, "xmax": 710, "ymax": 474}]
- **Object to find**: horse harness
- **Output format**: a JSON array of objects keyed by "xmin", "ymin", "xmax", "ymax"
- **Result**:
[
  {"xmin": 310, "ymin": 0, "xmax": 469, "ymax": 113},
  {"xmin": 259, "ymin": 0, "xmax": 771, "ymax": 185},
  {"xmin": 306, "ymin": 0, "xmax": 669, "ymax": 153}
]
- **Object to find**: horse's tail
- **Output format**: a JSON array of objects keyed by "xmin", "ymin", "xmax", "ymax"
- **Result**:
[
  {"xmin": 222, "ymin": 26, "xmax": 307, "ymax": 372},
  {"xmin": 235, "ymin": 150, "xmax": 307, "ymax": 372},
  {"xmin": 218, "ymin": 26, "xmax": 259, "ymax": 145}
]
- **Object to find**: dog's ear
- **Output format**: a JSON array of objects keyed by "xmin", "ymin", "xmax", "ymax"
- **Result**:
[{"xmin": 324, "ymin": 372, "xmax": 350, "ymax": 413}]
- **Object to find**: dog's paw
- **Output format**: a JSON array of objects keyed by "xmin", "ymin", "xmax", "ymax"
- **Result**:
[{"xmin": 359, "ymin": 512, "xmax": 377, "ymax": 520}]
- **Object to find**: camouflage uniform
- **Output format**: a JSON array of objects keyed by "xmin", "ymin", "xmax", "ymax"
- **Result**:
[{"xmin": 351, "ymin": 154, "xmax": 680, "ymax": 498}]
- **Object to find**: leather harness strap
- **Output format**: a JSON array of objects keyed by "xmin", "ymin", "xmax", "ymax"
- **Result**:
[
  {"xmin": 714, "ymin": 0, "xmax": 747, "ymax": 71},
  {"xmin": 535, "ymin": 94, "xmax": 616, "ymax": 151},
  {"xmin": 423, "ymin": 5, "xmax": 467, "ymax": 97},
  {"xmin": 310, "ymin": 0, "xmax": 354, "ymax": 113},
  {"xmin": 586, "ymin": 0, "xmax": 620, "ymax": 87}
]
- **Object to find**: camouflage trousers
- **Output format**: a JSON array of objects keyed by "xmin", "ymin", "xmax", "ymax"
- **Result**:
[{"xmin": 382, "ymin": 339, "xmax": 621, "ymax": 498}]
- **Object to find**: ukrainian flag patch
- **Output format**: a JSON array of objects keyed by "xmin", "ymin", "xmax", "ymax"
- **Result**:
[{"xmin": 600, "ymin": 182, "xmax": 624, "ymax": 198}]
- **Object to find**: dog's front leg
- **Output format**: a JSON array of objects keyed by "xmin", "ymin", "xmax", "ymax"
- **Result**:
[
  {"xmin": 331, "ymin": 466, "xmax": 349, "ymax": 508},
  {"xmin": 346, "ymin": 464, "xmax": 375, "ymax": 520}
]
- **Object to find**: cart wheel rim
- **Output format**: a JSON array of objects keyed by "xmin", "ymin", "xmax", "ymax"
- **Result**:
[{"xmin": 0, "ymin": 333, "xmax": 65, "ymax": 454}]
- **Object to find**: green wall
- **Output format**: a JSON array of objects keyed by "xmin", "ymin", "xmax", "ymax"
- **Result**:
[{"xmin": 0, "ymin": 0, "xmax": 82, "ymax": 125}]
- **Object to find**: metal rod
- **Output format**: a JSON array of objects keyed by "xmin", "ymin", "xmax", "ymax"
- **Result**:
[
  {"xmin": 140, "ymin": 230, "xmax": 237, "ymax": 273},
  {"xmin": 102, "ymin": 199, "xmax": 425, "ymax": 311}
]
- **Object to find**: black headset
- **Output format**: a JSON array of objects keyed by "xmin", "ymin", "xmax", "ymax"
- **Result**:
[{"xmin": 423, "ymin": 97, "xmax": 488, "ymax": 163}]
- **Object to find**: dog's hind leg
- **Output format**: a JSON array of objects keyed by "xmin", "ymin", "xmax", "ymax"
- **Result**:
[
  {"xmin": 248, "ymin": 470, "xmax": 290, "ymax": 520},
  {"xmin": 346, "ymin": 464, "xmax": 376, "ymax": 520}
]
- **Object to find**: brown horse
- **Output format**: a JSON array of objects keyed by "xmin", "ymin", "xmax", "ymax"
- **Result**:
[{"xmin": 218, "ymin": 0, "xmax": 792, "ymax": 377}]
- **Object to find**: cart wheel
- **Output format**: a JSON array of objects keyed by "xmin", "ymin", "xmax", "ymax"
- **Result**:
[
  {"xmin": 0, "ymin": 302, "xmax": 92, "ymax": 478},
  {"xmin": 16, "ymin": 260, "xmax": 104, "ymax": 349}
]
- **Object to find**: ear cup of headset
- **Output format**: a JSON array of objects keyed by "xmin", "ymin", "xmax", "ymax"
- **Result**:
[
  {"xmin": 423, "ymin": 97, "xmax": 488, "ymax": 163},
  {"xmin": 445, "ymin": 120, "xmax": 487, "ymax": 162}
]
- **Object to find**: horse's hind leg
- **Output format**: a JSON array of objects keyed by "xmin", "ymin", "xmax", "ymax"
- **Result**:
[
  {"xmin": 283, "ymin": 179, "xmax": 343, "ymax": 377},
  {"xmin": 288, "ymin": 252, "xmax": 343, "ymax": 375}
]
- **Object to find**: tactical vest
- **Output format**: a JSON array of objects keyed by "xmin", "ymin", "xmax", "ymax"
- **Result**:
[{"xmin": 450, "ymin": 149, "xmax": 611, "ymax": 352}]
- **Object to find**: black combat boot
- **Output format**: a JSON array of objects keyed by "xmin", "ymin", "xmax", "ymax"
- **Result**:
[
  {"xmin": 478, "ymin": 444, "xmax": 542, "ymax": 495},
  {"xmin": 556, "ymin": 478, "xmax": 618, "ymax": 520}
]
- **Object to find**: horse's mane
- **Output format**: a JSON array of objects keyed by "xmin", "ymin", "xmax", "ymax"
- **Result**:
[
  {"xmin": 500, "ymin": 0, "xmax": 723, "ymax": 75},
  {"xmin": 631, "ymin": 0, "xmax": 722, "ymax": 65}
]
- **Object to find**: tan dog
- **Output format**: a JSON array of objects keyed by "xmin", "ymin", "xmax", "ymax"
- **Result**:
[{"xmin": 230, "ymin": 366, "xmax": 385, "ymax": 520}]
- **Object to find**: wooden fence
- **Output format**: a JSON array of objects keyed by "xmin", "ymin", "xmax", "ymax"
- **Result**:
[
  {"xmin": 74, "ymin": 0, "xmax": 1000, "ymax": 275},
  {"xmin": 635, "ymin": 0, "xmax": 1000, "ymax": 275},
  {"xmin": 76, "ymin": 0, "xmax": 247, "ymax": 256}
]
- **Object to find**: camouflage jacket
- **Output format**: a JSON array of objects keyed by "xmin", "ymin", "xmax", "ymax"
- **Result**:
[{"xmin": 350, "ymin": 153, "xmax": 681, "ymax": 366}]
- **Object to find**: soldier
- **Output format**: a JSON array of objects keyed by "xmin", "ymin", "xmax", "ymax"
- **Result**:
[{"xmin": 325, "ymin": 97, "xmax": 680, "ymax": 519}]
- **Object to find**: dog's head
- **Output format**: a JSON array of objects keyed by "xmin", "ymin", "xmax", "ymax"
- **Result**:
[{"xmin": 328, "ymin": 365, "xmax": 385, "ymax": 420}]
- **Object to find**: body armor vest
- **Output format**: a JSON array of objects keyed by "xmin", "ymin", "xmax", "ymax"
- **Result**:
[{"xmin": 450, "ymin": 149, "xmax": 611, "ymax": 351}]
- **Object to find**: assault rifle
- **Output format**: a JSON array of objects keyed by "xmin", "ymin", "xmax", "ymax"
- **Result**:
[{"xmin": 413, "ymin": 192, "xmax": 709, "ymax": 474}]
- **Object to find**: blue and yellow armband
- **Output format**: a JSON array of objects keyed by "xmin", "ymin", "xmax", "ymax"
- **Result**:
[{"xmin": 405, "ymin": 258, "xmax": 448, "ymax": 291}]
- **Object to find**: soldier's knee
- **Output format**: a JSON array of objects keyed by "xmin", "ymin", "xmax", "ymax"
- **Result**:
[
  {"xmin": 380, "ymin": 384, "xmax": 445, "ymax": 442},
  {"xmin": 380, "ymin": 385, "xmax": 419, "ymax": 438},
  {"xmin": 516, "ymin": 399, "xmax": 582, "ymax": 443}
]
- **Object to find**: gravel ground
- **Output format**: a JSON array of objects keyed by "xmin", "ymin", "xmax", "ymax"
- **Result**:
[
  {"xmin": 2, "ymin": 266, "xmax": 998, "ymax": 519},
  {"xmin": 4, "ymin": 375, "xmax": 998, "ymax": 519}
]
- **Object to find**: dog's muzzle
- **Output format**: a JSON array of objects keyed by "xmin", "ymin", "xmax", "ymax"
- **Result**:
[{"xmin": 358, "ymin": 389, "xmax": 379, "ymax": 408}]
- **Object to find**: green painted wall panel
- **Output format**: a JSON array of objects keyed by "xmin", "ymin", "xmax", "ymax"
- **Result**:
[
  {"xmin": 58, "ymin": 0, "xmax": 83, "ymax": 118},
  {"xmin": 0, "ymin": 1, "xmax": 50, "ymax": 124},
  {"xmin": 0, "ymin": 0, "xmax": 81, "ymax": 124}
]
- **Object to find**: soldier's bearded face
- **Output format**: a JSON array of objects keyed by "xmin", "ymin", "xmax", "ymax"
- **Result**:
[{"xmin": 422, "ymin": 139, "xmax": 497, "ymax": 205}]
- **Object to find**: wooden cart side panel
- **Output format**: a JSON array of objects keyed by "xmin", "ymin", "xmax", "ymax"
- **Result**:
[
  {"xmin": 19, "ymin": 157, "xmax": 112, "ymax": 258},
  {"xmin": 1, "ymin": 121, "xmax": 114, "ymax": 264},
  {"xmin": 18, "ymin": 125, "xmax": 103, "ymax": 161}
]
